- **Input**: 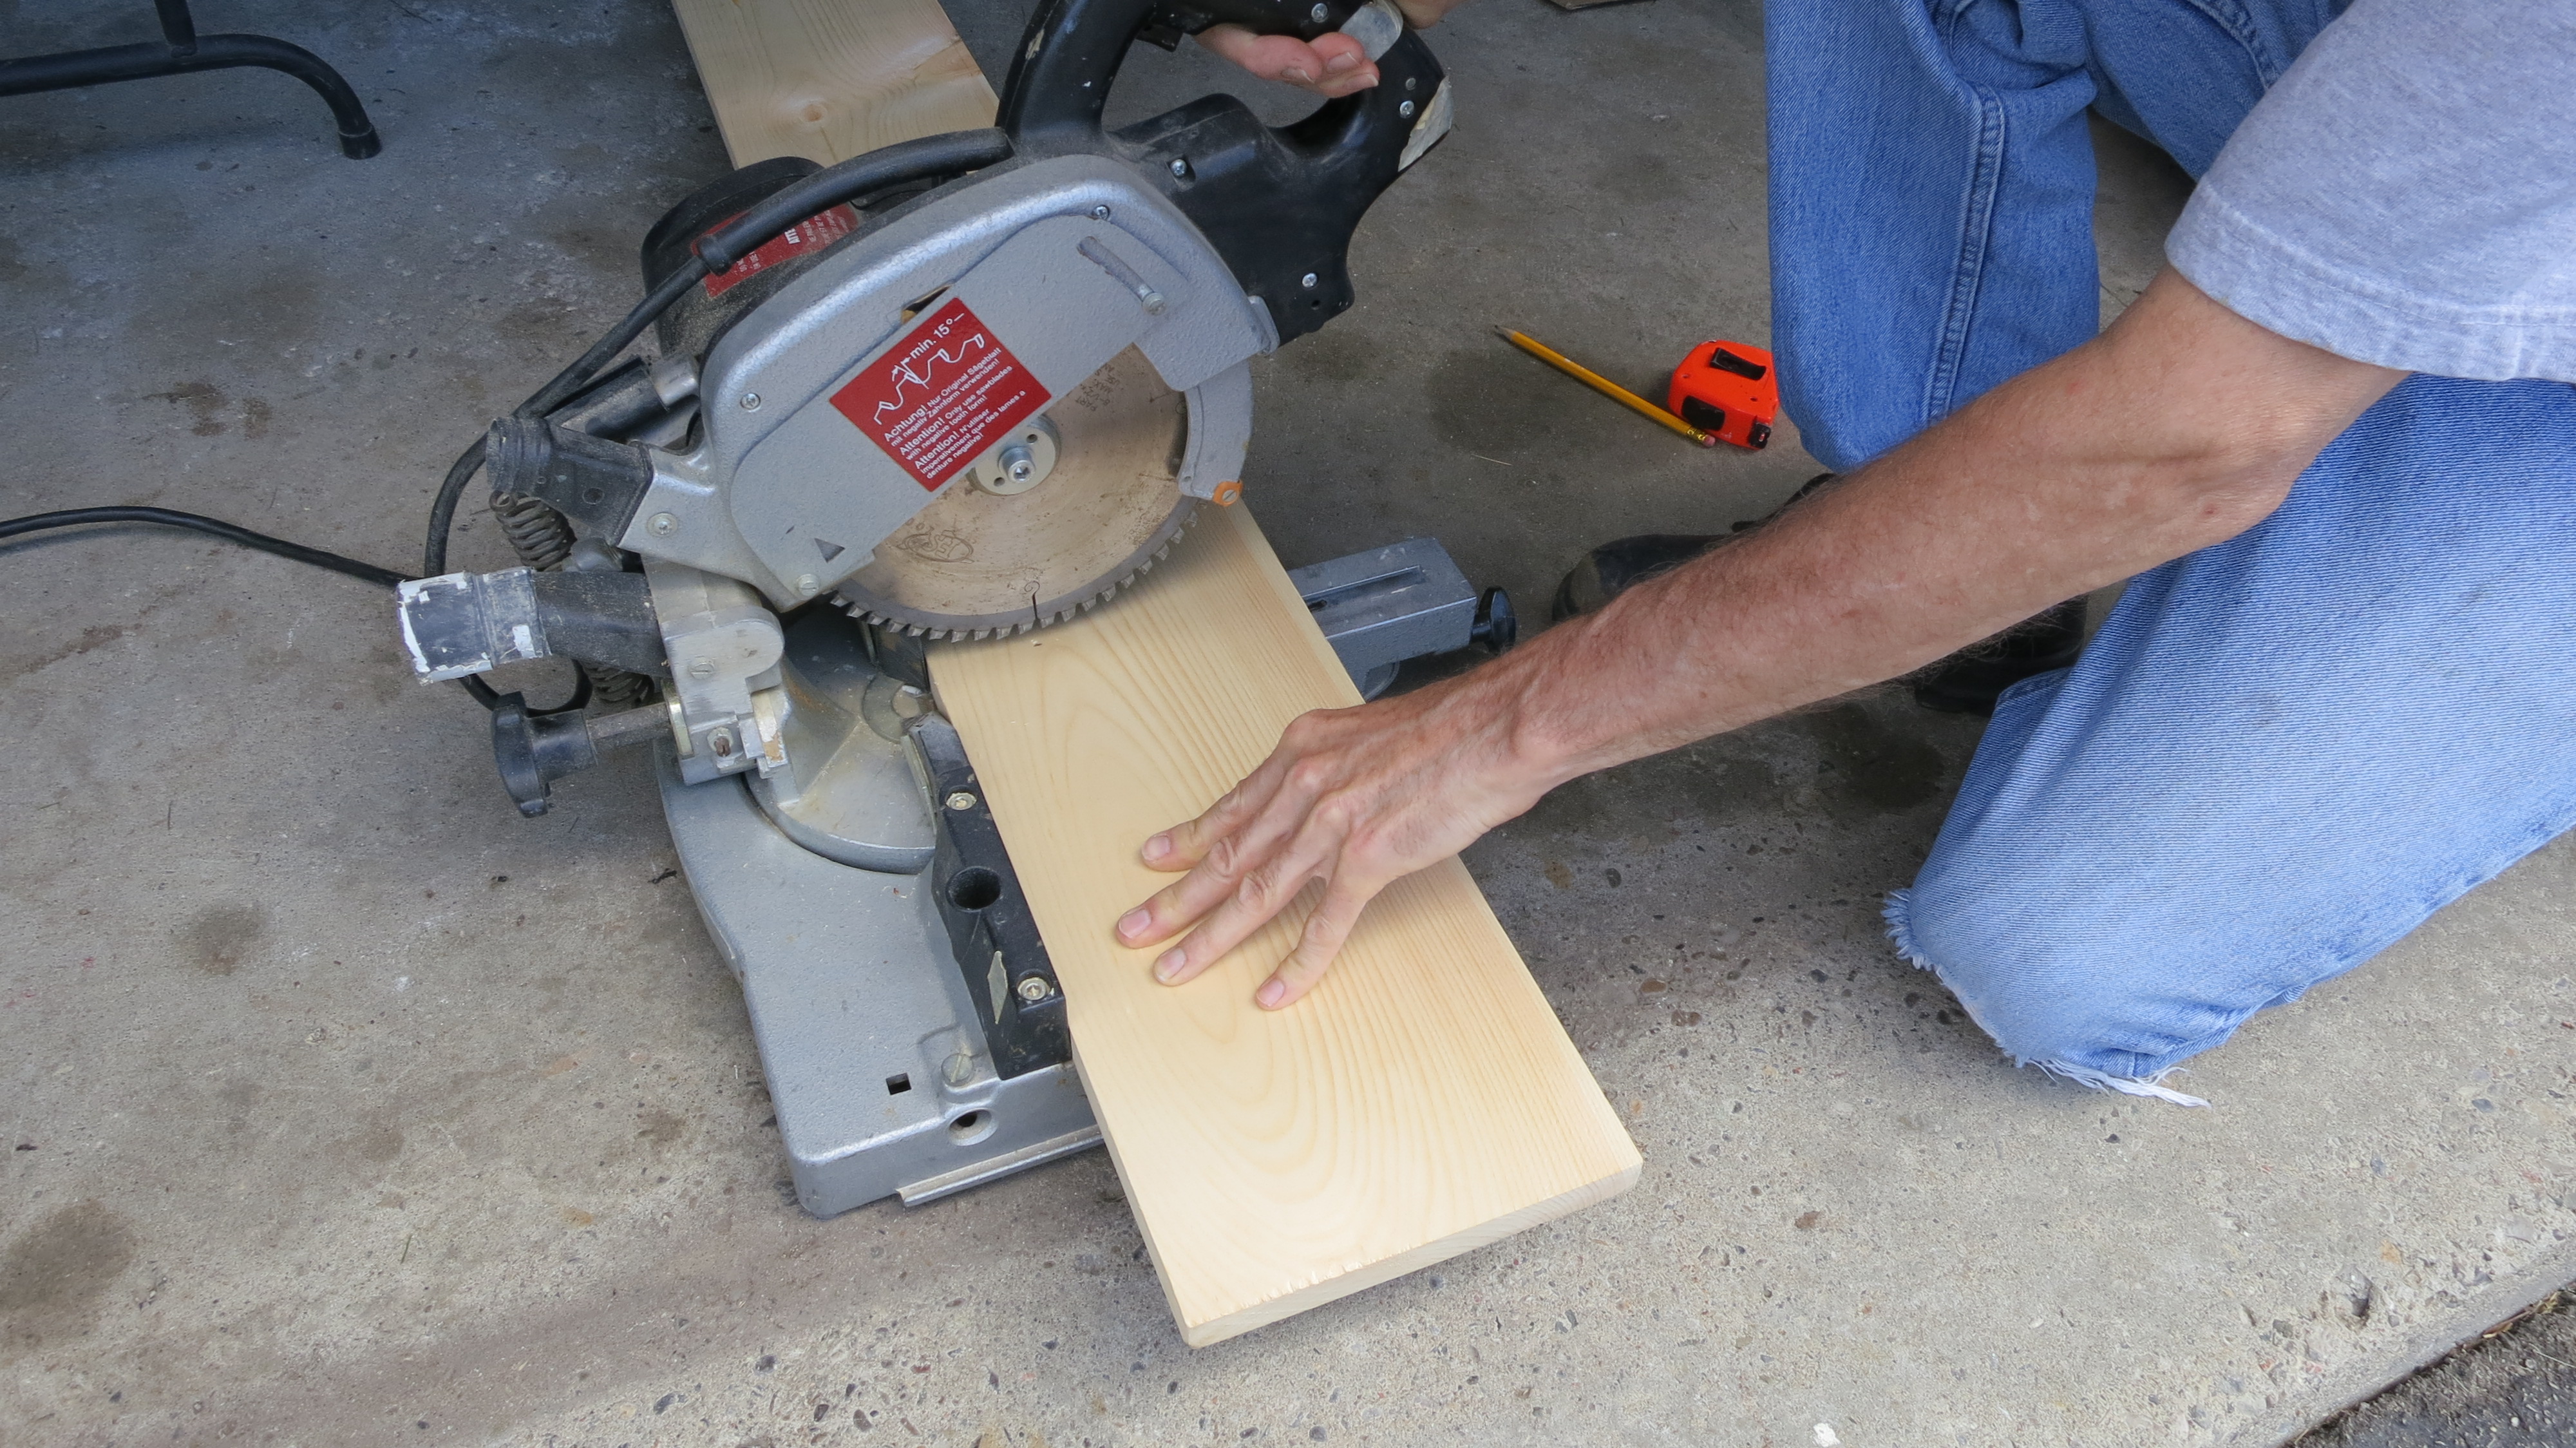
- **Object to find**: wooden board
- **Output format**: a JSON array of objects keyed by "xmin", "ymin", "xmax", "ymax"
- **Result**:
[
  {"xmin": 932, "ymin": 504, "xmax": 1642, "ymax": 1346},
  {"xmin": 668, "ymin": 0, "xmax": 998, "ymax": 167}
]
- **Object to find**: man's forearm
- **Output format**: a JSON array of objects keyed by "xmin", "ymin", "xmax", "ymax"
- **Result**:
[
  {"xmin": 1117, "ymin": 270, "xmax": 2401, "ymax": 1008},
  {"xmin": 1484, "ymin": 269, "xmax": 2403, "ymax": 786}
]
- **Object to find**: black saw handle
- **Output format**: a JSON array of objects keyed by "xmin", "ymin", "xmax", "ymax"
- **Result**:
[{"xmin": 1000, "ymin": 0, "xmax": 1445, "ymax": 345}]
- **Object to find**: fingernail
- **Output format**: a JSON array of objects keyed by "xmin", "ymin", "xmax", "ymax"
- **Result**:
[
  {"xmin": 1283, "ymin": 66, "xmax": 1314, "ymax": 84},
  {"xmin": 1117, "ymin": 908, "xmax": 1150, "ymax": 942},
  {"xmin": 1325, "ymin": 52, "xmax": 1357, "ymax": 73},
  {"xmin": 1256, "ymin": 978, "xmax": 1286, "ymax": 1009},
  {"xmin": 1141, "ymin": 832, "xmax": 1171, "ymax": 863},
  {"xmin": 1153, "ymin": 949, "xmax": 1184, "ymax": 983}
]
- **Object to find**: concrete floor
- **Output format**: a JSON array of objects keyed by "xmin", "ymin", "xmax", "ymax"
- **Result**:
[{"xmin": 5, "ymin": 1, "xmax": 2574, "ymax": 1444}]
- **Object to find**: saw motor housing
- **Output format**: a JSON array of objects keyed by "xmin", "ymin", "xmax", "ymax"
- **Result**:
[{"xmin": 632, "ymin": 154, "xmax": 1269, "ymax": 622}]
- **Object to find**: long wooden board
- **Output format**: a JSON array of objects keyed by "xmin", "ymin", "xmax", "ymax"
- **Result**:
[
  {"xmin": 933, "ymin": 505, "xmax": 1642, "ymax": 1346},
  {"xmin": 668, "ymin": 0, "xmax": 998, "ymax": 167}
]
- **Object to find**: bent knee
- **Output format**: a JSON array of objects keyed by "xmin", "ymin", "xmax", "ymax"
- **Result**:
[{"xmin": 1886, "ymin": 880, "xmax": 2256, "ymax": 1080}]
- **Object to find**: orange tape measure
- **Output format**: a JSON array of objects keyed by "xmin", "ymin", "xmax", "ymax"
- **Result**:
[{"xmin": 1667, "ymin": 341, "xmax": 1779, "ymax": 451}]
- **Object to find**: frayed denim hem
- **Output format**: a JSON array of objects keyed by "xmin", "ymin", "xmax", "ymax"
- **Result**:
[
  {"xmin": 2027, "ymin": 1058, "xmax": 2209, "ymax": 1109},
  {"xmin": 1881, "ymin": 889, "xmax": 2212, "ymax": 1109}
]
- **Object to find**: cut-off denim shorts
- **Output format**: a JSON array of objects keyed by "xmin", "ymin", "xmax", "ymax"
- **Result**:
[{"xmin": 1765, "ymin": 0, "xmax": 2576, "ymax": 1102}]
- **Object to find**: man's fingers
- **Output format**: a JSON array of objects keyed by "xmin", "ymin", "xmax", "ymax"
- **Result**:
[
  {"xmin": 1298, "ymin": 32, "xmax": 1379, "ymax": 95},
  {"xmin": 1119, "ymin": 766, "xmax": 1312, "ymax": 948},
  {"xmin": 1146, "ymin": 812, "xmax": 1349, "ymax": 986},
  {"xmin": 1140, "ymin": 760, "xmax": 1283, "ymax": 873},
  {"xmin": 1196, "ymin": 25, "xmax": 1379, "ymax": 96},
  {"xmin": 1143, "ymin": 834, "xmax": 1328, "ymax": 984},
  {"xmin": 1120, "ymin": 846, "xmax": 1260, "ymax": 954},
  {"xmin": 1256, "ymin": 869, "xmax": 1381, "ymax": 1009}
]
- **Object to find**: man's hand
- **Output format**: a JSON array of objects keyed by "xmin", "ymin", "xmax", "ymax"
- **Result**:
[
  {"xmin": 1112, "ymin": 665, "xmax": 1562, "ymax": 1008},
  {"xmin": 1196, "ymin": 0, "xmax": 1468, "ymax": 98},
  {"xmin": 1122, "ymin": 269, "xmax": 2401, "ymax": 1010}
]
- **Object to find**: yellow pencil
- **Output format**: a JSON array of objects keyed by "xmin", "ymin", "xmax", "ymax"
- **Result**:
[{"xmin": 1495, "ymin": 326, "xmax": 1718, "ymax": 448}]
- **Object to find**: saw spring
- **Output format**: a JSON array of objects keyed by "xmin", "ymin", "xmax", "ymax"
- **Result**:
[
  {"xmin": 582, "ymin": 660, "xmax": 656, "ymax": 709},
  {"xmin": 491, "ymin": 491, "xmax": 574, "ymax": 571}
]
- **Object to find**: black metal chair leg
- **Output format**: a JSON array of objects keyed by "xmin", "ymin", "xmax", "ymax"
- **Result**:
[{"xmin": 0, "ymin": 0, "xmax": 383, "ymax": 159}]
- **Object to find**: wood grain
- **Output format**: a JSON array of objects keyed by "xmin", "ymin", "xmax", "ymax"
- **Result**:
[
  {"xmin": 668, "ymin": 0, "xmax": 998, "ymax": 167},
  {"xmin": 932, "ymin": 504, "xmax": 1642, "ymax": 1346}
]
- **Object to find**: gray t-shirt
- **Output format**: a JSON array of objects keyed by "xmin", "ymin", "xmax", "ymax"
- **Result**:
[{"xmin": 2165, "ymin": 0, "xmax": 2576, "ymax": 381}]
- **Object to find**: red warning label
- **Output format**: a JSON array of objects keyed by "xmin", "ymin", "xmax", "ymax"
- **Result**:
[
  {"xmin": 829, "ymin": 297, "xmax": 1051, "ymax": 492},
  {"xmin": 700, "ymin": 205, "xmax": 860, "ymax": 300}
]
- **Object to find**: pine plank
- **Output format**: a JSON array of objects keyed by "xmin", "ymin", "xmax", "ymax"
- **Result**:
[
  {"xmin": 931, "ymin": 504, "xmax": 1642, "ymax": 1346},
  {"xmin": 668, "ymin": 0, "xmax": 998, "ymax": 167}
]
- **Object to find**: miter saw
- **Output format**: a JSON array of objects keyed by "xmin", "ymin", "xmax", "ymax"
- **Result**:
[{"xmin": 393, "ymin": 0, "xmax": 1513, "ymax": 1214}]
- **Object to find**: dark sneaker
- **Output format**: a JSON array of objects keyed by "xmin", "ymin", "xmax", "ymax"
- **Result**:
[
  {"xmin": 1908, "ymin": 597, "xmax": 2087, "ymax": 715},
  {"xmin": 1551, "ymin": 473, "xmax": 1837, "ymax": 622},
  {"xmin": 1551, "ymin": 533, "xmax": 1724, "ymax": 621},
  {"xmin": 1553, "ymin": 468, "xmax": 2085, "ymax": 714}
]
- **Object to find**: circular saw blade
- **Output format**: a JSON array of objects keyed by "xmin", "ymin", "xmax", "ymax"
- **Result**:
[{"xmin": 833, "ymin": 347, "xmax": 1196, "ymax": 640}]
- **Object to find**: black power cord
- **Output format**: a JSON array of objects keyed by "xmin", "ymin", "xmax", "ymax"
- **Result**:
[
  {"xmin": 0, "ymin": 502, "xmax": 514, "ymax": 703},
  {"xmin": 14, "ymin": 128, "xmax": 1017, "ymax": 717},
  {"xmin": 0, "ymin": 506, "xmax": 410, "ymax": 588}
]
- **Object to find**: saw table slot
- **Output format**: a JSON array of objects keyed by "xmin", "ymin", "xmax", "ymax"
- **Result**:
[{"xmin": 1289, "ymin": 536, "xmax": 1482, "ymax": 696}]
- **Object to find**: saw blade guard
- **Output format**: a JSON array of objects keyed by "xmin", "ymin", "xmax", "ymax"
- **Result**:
[{"xmin": 620, "ymin": 152, "xmax": 1270, "ymax": 633}]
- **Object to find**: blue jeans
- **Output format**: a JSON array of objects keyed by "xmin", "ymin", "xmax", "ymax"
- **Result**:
[{"xmin": 1765, "ymin": 1, "xmax": 2576, "ymax": 1101}]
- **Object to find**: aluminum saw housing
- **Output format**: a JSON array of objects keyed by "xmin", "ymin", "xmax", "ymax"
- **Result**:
[{"xmin": 616, "ymin": 155, "xmax": 1273, "ymax": 634}]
